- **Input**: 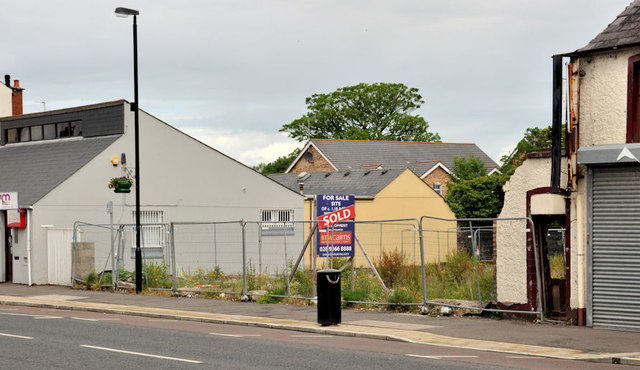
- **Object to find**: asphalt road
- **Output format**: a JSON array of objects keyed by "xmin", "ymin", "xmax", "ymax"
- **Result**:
[{"xmin": 0, "ymin": 305, "xmax": 627, "ymax": 369}]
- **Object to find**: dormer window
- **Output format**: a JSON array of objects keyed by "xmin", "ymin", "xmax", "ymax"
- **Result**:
[{"xmin": 3, "ymin": 120, "xmax": 82, "ymax": 144}]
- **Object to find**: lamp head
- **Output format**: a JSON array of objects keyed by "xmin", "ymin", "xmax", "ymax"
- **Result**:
[{"xmin": 115, "ymin": 7, "xmax": 139, "ymax": 17}]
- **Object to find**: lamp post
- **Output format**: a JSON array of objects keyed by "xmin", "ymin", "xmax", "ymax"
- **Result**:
[{"xmin": 115, "ymin": 6, "xmax": 142, "ymax": 294}]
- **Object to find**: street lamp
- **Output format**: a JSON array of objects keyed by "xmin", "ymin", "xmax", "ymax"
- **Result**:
[{"xmin": 115, "ymin": 6, "xmax": 142, "ymax": 294}]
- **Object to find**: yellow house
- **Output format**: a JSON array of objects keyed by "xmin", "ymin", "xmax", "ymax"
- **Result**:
[{"xmin": 268, "ymin": 168, "xmax": 456, "ymax": 268}]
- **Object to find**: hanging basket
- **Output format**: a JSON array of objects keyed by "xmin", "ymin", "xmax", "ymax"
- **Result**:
[{"xmin": 109, "ymin": 177, "xmax": 133, "ymax": 193}]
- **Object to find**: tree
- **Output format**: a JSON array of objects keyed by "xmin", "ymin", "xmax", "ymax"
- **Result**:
[
  {"xmin": 445, "ymin": 175, "xmax": 505, "ymax": 218},
  {"xmin": 500, "ymin": 125, "xmax": 564, "ymax": 177},
  {"xmin": 445, "ymin": 155, "xmax": 504, "ymax": 218},
  {"xmin": 280, "ymin": 83, "xmax": 440, "ymax": 142},
  {"xmin": 450, "ymin": 155, "xmax": 488, "ymax": 182},
  {"xmin": 253, "ymin": 148, "xmax": 301, "ymax": 174}
]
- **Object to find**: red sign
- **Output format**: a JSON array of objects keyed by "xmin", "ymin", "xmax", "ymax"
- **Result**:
[
  {"xmin": 318, "ymin": 204, "xmax": 355, "ymax": 229},
  {"xmin": 319, "ymin": 231, "xmax": 352, "ymax": 245}
]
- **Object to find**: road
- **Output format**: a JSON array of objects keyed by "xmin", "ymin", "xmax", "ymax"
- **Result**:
[{"xmin": 0, "ymin": 305, "xmax": 627, "ymax": 369}]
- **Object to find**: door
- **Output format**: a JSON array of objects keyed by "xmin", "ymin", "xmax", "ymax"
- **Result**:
[
  {"xmin": 590, "ymin": 166, "xmax": 640, "ymax": 330},
  {"xmin": 2, "ymin": 212, "xmax": 11, "ymax": 282},
  {"xmin": 47, "ymin": 228, "xmax": 74, "ymax": 285}
]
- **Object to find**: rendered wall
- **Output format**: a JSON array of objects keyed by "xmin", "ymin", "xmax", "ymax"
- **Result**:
[
  {"xmin": 0, "ymin": 85, "xmax": 11, "ymax": 118},
  {"xmin": 497, "ymin": 156, "xmax": 567, "ymax": 304}
]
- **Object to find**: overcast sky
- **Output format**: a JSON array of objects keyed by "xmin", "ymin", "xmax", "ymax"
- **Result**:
[{"xmin": 1, "ymin": 1, "xmax": 630, "ymax": 166}]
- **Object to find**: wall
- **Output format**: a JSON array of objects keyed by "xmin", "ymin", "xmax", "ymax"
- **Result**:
[
  {"xmin": 578, "ymin": 47, "xmax": 640, "ymax": 146},
  {"xmin": 422, "ymin": 166, "xmax": 451, "ymax": 196},
  {"xmin": 497, "ymin": 156, "xmax": 567, "ymax": 304},
  {"xmin": 23, "ymin": 104, "xmax": 304, "ymax": 284},
  {"xmin": 0, "ymin": 85, "xmax": 11, "ymax": 118},
  {"xmin": 289, "ymin": 145, "xmax": 335, "ymax": 173}
]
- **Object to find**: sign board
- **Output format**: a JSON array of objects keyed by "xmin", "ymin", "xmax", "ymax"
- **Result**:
[
  {"xmin": 7, "ymin": 209, "xmax": 26, "ymax": 228},
  {"xmin": 0, "ymin": 192, "xmax": 18, "ymax": 210},
  {"xmin": 316, "ymin": 194, "xmax": 355, "ymax": 257}
]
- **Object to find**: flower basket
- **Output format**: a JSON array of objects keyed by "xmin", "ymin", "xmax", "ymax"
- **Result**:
[{"xmin": 109, "ymin": 177, "xmax": 133, "ymax": 193}]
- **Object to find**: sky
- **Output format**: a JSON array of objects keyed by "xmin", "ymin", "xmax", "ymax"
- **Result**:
[{"xmin": 1, "ymin": 1, "xmax": 630, "ymax": 167}]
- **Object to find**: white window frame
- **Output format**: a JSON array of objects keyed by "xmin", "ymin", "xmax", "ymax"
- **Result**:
[
  {"xmin": 433, "ymin": 182, "xmax": 443, "ymax": 195},
  {"xmin": 130, "ymin": 210, "xmax": 166, "ymax": 259},
  {"xmin": 260, "ymin": 209, "xmax": 294, "ymax": 236}
]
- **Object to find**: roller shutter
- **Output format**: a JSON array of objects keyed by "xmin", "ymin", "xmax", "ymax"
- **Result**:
[{"xmin": 591, "ymin": 166, "xmax": 640, "ymax": 330}]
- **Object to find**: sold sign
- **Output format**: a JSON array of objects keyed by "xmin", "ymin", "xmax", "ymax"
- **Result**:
[{"xmin": 318, "ymin": 205, "xmax": 355, "ymax": 229}]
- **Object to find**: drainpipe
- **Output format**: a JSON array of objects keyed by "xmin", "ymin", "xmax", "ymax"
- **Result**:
[
  {"xmin": 27, "ymin": 207, "xmax": 33, "ymax": 286},
  {"xmin": 576, "ymin": 194, "xmax": 586, "ymax": 325}
]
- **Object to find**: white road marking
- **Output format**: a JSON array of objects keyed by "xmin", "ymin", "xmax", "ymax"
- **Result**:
[
  {"xmin": 0, "ymin": 312, "xmax": 40, "ymax": 317},
  {"xmin": 0, "ymin": 332, "xmax": 33, "ymax": 339},
  {"xmin": 209, "ymin": 332, "xmax": 261, "ymax": 338},
  {"xmin": 0, "ymin": 308, "xmax": 19, "ymax": 311},
  {"xmin": 408, "ymin": 354, "xmax": 478, "ymax": 360},
  {"xmin": 0, "ymin": 312, "xmax": 62, "ymax": 319},
  {"xmin": 290, "ymin": 335, "xmax": 333, "ymax": 338},
  {"xmin": 80, "ymin": 345, "xmax": 203, "ymax": 364},
  {"xmin": 72, "ymin": 317, "xmax": 99, "ymax": 322},
  {"xmin": 505, "ymin": 356, "xmax": 544, "ymax": 359}
]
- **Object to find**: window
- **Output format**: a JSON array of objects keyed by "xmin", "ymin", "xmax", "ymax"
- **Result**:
[
  {"xmin": 433, "ymin": 182, "xmax": 443, "ymax": 195},
  {"xmin": 19, "ymin": 127, "xmax": 30, "ymax": 142},
  {"xmin": 261, "ymin": 209, "xmax": 294, "ymax": 236},
  {"xmin": 43, "ymin": 124, "xmax": 56, "ymax": 140},
  {"xmin": 6, "ymin": 128, "xmax": 18, "ymax": 143},
  {"xmin": 3, "ymin": 120, "xmax": 83, "ymax": 144},
  {"xmin": 30, "ymin": 126, "xmax": 43, "ymax": 141},
  {"xmin": 627, "ymin": 53, "xmax": 640, "ymax": 143},
  {"xmin": 130, "ymin": 210, "xmax": 166, "ymax": 259}
]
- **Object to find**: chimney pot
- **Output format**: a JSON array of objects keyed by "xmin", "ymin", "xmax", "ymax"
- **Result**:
[
  {"xmin": 13, "ymin": 80, "xmax": 19, "ymax": 88},
  {"xmin": 4, "ymin": 75, "xmax": 9, "ymax": 87}
]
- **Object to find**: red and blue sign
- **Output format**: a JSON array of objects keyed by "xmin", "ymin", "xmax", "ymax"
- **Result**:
[{"xmin": 316, "ymin": 194, "xmax": 355, "ymax": 257}]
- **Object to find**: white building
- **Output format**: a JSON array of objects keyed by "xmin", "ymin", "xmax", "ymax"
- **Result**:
[{"xmin": 0, "ymin": 99, "xmax": 304, "ymax": 285}]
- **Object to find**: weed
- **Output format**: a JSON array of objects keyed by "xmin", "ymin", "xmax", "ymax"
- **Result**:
[
  {"xmin": 387, "ymin": 288, "xmax": 418, "ymax": 312},
  {"xmin": 86, "ymin": 272, "xmax": 97, "ymax": 290},
  {"xmin": 375, "ymin": 250, "xmax": 404, "ymax": 288},
  {"xmin": 257, "ymin": 288, "xmax": 286, "ymax": 304}
]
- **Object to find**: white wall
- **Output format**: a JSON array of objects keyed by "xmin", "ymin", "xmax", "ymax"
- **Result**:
[
  {"xmin": 22, "ymin": 103, "xmax": 304, "ymax": 284},
  {"xmin": 497, "ymin": 156, "xmax": 567, "ymax": 303},
  {"xmin": 0, "ymin": 84, "xmax": 12, "ymax": 117},
  {"xmin": 579, "ymin": 47, "xmax": 640, "ymax": 146}
]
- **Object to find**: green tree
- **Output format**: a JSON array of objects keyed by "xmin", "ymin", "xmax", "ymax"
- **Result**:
[
  {"xmin": 500, "ymin": 125, "xmax": 564, "ymax": 177},
  {"xmin": 450, "ymin": 155, "xmax": 488, "ymax": 182},
  {"xmin": 280, "ymin": 83, "xmax": 440, "ymax": 142},
  {"xmin": 445, "ymin": 175, "xmax": 505, "ymax": 218},
  {"xmin": 253, "ymin": 148, "xmax": 301, "ymax": 174}
]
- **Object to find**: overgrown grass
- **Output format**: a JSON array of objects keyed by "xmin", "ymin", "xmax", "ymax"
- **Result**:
[{"xmin": 106, "ymin": 249, "xmax": 494, "ymax": 311}]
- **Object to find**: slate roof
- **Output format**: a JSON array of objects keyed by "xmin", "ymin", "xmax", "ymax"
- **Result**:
[
  {"xmin": 573, "ymin": 0, "xmax": 640, "ymax": 54},
  {"xmin": 267, "ymin": 168, "xmax": 407, "ymax": 198},
  {"xmin": 297, "ymin": 139, "xmax": 497, "ymax": 177},
  {"xmin": 0, "ymin": 136, "xmax": 119, "ymax": 206}
]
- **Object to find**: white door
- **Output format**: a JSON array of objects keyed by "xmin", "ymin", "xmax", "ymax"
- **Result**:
[{"xmin": 47, "ymin": 228, "xmax": 74, "ymax": 285}]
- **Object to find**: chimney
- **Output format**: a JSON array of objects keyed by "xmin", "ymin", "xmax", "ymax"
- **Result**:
[
  {"xmin": 4, "ymin": 75, "xmax": 9, "ymax": 87},
  {"xmin": 11, "ymin": 79, "xmax": 23, "ymax": 116}
]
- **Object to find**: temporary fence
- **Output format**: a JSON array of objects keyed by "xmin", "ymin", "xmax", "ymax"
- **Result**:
[{"xmin": 72, "ymin": 215, "xmax": 543, "ymax": 321}]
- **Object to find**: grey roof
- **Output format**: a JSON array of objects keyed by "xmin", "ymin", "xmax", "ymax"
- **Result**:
[
  {"xmin": 267, "ymin": 168, "xmax": 407, "ymax": 198},
  {"xmin": 573, "ymin": 0, "xmax": 640, "ymax": 54},
  {"xmin": 0, "ymin": 136, "xmax": 119, "ymax": 205},
  {"xmin": 306, "ymin": 139, "xmax": 497, "ymax": 176}
]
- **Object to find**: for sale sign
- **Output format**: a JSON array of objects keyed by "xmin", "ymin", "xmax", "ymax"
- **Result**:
[{"xmin": 316, "ymin": 194, "xmax": 355, "ymax": 257}]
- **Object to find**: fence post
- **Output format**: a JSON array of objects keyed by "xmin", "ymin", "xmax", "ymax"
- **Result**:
[
  {"xmin": 241, "ymin": 220, "xmax": 247, "ymax": 296},
  {"xmin": 258, "ymin": 222, "xmax": 263, "ymax": 274},
  {"xmin": 283, "ymin": 225, "xmax": 290, "ymax": 296},
  {"xmin": 213, "ymin": 223, "xmax": 218, "ymax": 269},
  {"xmin": 170, "ymin": 222, "xmax": 177, "ymax": 293},
  {"xmin": 418, "ymin": 219, "xmax": 427, "ymax": 305},
  {"xmin": 469, "ymin": 223, "xmax": 483, "ymax": 304},
  {"xmin": 528, "ymin": 217, "xmax": 544, "ymax": 323}
]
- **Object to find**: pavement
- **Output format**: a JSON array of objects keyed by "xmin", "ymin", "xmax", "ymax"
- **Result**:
[{"xmin": 1, "ymin": 283, "xmax": 639, "ymax": 366}]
